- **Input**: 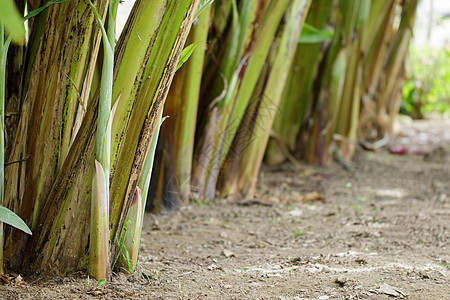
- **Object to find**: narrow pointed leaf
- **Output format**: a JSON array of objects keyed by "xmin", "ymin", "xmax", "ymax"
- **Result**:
[
  {"xmin": 23, "ymin": 0, "xmax": 72, "ymax": 21},
  {"xmin": 176, "ymin": 42, "xmax": 201, "ymax": 71},
  {"xmin": 117, "ymin": 186, "xmax": 142, "ymax": 274},
  {"xmin": 299, "ymin": 23, "xmax": 333, "ymax": 43},
  {"xmin": 194, "ymin": 0, "xmax": 214, "ymax": 20},
  {"xmin": 0, "ymin": 206, "xmax": 32, "ymax": 235}
]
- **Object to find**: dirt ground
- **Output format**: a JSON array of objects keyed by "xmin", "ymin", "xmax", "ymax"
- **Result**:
[{"xmin": 1, "ymin": 118, "xmax": 449, "ymax": 299}]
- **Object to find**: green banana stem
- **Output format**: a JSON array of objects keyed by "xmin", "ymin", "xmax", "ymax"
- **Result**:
[{"xmin": 88, "ymin": 0, "xmax": 119, "ymax": 280}]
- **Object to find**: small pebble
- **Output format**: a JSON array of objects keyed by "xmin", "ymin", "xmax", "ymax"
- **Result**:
[{"xmin": 335, "ymin": 276, "xmax": 348, "ymax": 286}]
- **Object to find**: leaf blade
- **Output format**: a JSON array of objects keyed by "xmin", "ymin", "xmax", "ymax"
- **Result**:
[
  {"xmin": 299, "ymin": 23, "xmax": 333, "ymax": 44},
  {"xmin": 0, "ymin": 0, "xmax": 26, "ymax": 44},
  {"xmin": 194, "ymin": 0, "xmax": 214, "ymax": 20},
  {"xmin": 176, "ymin": 42, "xmax": 201, "ymax": 71},
  {"xmin": 23, "ymin": 0, "xmax": 72, "ymax": 21},
  {"xmin": 0, "ymin": 206, "xmax": 32, "ymax": 235}
]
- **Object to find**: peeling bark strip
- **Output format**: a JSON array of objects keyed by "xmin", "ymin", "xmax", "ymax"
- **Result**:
[
  {"xmin": 109, "ymin": 0, "xmax": 201, "ymax": 270},
  {"xmin": 109, "ymin": 8, "xmax": 163, "ymax": 184},
  {"xmin": 24, "ymin": 93, "xmax": 98, "ymax": 273}
]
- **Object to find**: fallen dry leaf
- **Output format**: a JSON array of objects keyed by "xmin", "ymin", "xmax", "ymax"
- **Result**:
[
  {"xmin": 87, "ymin": 287, "xmax": 107, "ymax": 296},
  {"xmin": 12, "ymin": 275, "xmax": 27, "ymax": 287},
  {"xmin": 377, "ymin": 283, "xmax": 406, "ymax": 298},
  {"xmin": 290, "ymin": 192, "xmax": 326, "ymax": 203},
  {"xmin": 0, "ymin": 274, "xmax": 10, "ymax": 285}
]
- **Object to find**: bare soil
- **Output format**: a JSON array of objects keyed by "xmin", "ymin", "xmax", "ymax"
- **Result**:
[{"xmin": 1, "ymin": 118, "xmax": 449, "ymax": 299}]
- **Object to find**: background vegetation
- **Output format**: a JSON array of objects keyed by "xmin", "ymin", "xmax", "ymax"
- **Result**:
[
  {"xmin": 400, "ymin": 0, "xmax": 450, "ymax": 118},
  {"xmin": 402, "ymin": 48, "xmax": 450, "ymax": 118}
]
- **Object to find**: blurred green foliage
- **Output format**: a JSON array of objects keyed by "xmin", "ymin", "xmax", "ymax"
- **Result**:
[{"xmin": 401, "ymin": 47, "xmax": 450, "ymax": 118}]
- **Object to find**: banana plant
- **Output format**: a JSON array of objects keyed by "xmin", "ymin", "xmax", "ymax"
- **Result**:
[
  {"xmin": 265, "ymin": 0, "xmax": 334, "ymax": 166},
  {"xmin": 148, "ymin": 2, "xmax": 213, "ymax": 212},
  {"xmin": 2, "ymin": 0, "xmax": 199, "ymax": 277},
  {"xmin": 220, "ymin": 0, "xmax": 313, "ymax": 199},
  {"xmin": 192, "ymin": 0, "xmax": 292, "ymax": 201}
]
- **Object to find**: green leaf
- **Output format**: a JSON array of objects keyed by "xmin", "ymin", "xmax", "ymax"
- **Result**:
[
  {"xmin": 194, "ymin": 0, "xmax": 214, "ymax": 20},
  {"xmin": 124, "ymin": 248, "xmax": 133, "ymax": 272},
  {"xmin": 0, "ymin": 0, "xmax": 71, "ymax": 44},
  {"xmin": 299, "ymin": 23, "xmax": 333, "ymax": 44},
  {"xmin": 176, "ymin": 42, "xmax": 201, "ymax": 71},
  {"xmin": 0, "ymin": 0, "xmax": 26, "ymax": 44},
  {"xmin": 23, "ymin": 0, "xmax": 72, "ymax": 22},
  {"xmin": 0, "ymin": 205, "xmax": 32, "ymax": 235},
  {"xmin": 97, "ymin": 279, "xmax": 106, "ymax": 286}
]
